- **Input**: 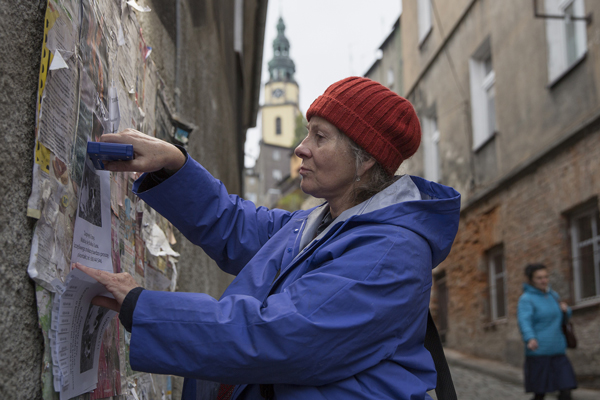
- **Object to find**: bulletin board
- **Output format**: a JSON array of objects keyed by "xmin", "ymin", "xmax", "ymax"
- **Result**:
[{"xmin": 28, "ymin": 1, "xmax": 187, "ymax": 399}]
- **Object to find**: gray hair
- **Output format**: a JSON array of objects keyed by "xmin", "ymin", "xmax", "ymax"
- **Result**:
[{"xmin": 342, "ymin": 134, "xmax": 397, "ymax": 206}]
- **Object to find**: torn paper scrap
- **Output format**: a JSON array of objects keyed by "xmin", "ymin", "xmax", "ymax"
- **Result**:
[
  {"xmin": 126, "ymin": 1, "xmax": 151, "ymax": 12},
  {"xmin": 117, "ymin": 23, "xmax": 126, "ymax": 46},
  {"xmin": 46, "ymin": 10, "xmax": 78, "ymax": 56},
  {"xmin": 38, "ymin": 56, "xmax": 79, "ymax": 165},
  {"xmin": 169, "ymin": 258, "xmax": 178, "ymax": 292},
  {"xmin": 108, "ymin": 86, "xmax": 121, "ymax": 133},
  {"xmin": 50, "ymin": 51, "xmax": 69, "ymax": 70},
  {"xmin": 143, "ymin": 224, "xmax": 180, "ymax": 257}
]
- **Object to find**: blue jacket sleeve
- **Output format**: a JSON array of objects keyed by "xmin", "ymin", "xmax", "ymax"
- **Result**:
[
  {"xmin": 517, "ymin": 295, "xmax": 536, "ymax": 343},
  {"xmin": 128, "ymin": 226, "xmax": 434, "ymax": 386},
  {"xmin": 133, "ymin": 156, "xmax": 297, "ymax": 275}
]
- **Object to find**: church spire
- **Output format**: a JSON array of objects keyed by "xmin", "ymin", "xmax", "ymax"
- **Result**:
[{"xmin": 268, "ymin": 17, "xmax": 296, "ymax": 82}]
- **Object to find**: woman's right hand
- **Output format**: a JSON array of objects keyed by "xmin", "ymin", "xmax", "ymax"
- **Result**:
[
  {"xmin": 527, "ymin": 338, "xmax": 538, "ymax": 351},
  {"xmin": 74, "ymin": 263, "xmax": 140, "ymax": 312},
  {"xmin": 100, "ymin": 129, "xmax": 186, "ymax": 173}
]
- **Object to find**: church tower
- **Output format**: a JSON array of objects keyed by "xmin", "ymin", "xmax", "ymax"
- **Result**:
[{"xmin": 256, "ymin": 17, "xmax": 300, "ymax": 206}]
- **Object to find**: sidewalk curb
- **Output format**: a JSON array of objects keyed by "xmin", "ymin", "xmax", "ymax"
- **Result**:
[{"xmin": 443, "ymin": 348, "xmax": 600, "ymax": 400}]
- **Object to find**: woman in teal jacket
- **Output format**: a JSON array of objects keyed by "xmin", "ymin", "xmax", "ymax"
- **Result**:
[
  {"xmin": 517, "ymin": 264, "xmax": 577, "ymax": 400},
  {"xmin": 77, "ymin": 77, "xmax": 461, "ymax": 399}
]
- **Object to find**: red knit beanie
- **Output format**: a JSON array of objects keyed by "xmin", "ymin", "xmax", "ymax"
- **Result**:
[{"xmin": 306, "ymin": 76, "xmax": 421, "ymax": 176}]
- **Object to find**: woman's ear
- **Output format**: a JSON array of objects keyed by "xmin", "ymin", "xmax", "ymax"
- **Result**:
[{"xmin": 358, "ymin": 157, "xmax": 376, "ymax": 177}]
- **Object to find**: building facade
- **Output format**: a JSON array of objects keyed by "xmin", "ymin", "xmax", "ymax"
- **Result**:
[
  {"xmin": 401, "ymin": 0, "xmax": 600, "ymax": 386},
  {"xmin": 365, "ymin": 17, "xmax": 403, "ymax": 96},
  {"xmin": 255, "ymin": 17, "xmax": 301, "ymax": 207},
  {"xmin": 244, "ymin": 167, "xmax": 260, "ymax": 204}
]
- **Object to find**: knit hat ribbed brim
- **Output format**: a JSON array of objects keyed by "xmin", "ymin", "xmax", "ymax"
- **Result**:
[{"xmin": 306, "ymin": 77, "xmax": 421, "ymax": 175}]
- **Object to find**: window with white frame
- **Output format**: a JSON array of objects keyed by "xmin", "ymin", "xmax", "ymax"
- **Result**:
[
  {"xmin": 422, "ymin": 116, "xmax": 440, "ymax": 182},
  {"xmin": 488, "ymin": 246, "xmax": 506, "ymax": 320},
  {"xmin": 418, "ymin": 0, "xmax": 432, "ymax": 44},
  {"xmin": 273, "ymin": 150, "xmax": 280, "ymax": 161},
  {"xmin": 569, "ymin": 204, "xmax": 600, "ymax": 302},
  {"xmin": 469, "ymin": 40, "xmax": 497, "ymax": 150},
  {"xmin": 544, "ymin": 0, "xmax": 587, "ymax": 83},
  {"xmin": 272, "ymin": 169, "xmax": 282, "ymax": 182}
]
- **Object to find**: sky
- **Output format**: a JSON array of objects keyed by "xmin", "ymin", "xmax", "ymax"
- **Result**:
[{"xmin": 244, "ymin": 0, "xmax": 402, "ymax": 167}]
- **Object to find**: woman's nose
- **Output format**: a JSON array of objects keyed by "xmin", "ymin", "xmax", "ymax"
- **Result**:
[{"xmin": 294, "ymin": 140, "xmax": 310, "ymax": 159}]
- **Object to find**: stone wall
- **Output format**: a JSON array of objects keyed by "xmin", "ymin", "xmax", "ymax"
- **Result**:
[{"xmin": 0, "ymin": 2, "xmax": 50, "ymax": 398}]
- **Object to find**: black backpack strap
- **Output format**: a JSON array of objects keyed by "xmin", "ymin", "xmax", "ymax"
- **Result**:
[{"xmin": 424, "ymin": 310, "xmax": 457, "ymax": 400}]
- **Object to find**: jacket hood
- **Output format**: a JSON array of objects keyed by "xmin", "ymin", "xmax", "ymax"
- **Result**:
[
  {"xmin": 309, "ymin": 175, "xmax": 461, "ymax": 268},
  {"xmin": 523, "ymin": 283, "xmax": 553, "ymax": 295}
]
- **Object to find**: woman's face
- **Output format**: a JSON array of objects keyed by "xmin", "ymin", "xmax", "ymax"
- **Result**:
[
  {"xmin": 531, "ymin": 268, "xmax": 549, "ymax": 291},
  {"xmin": 294, "ymin": 116, "xmax": 358, "ymax": 207}
]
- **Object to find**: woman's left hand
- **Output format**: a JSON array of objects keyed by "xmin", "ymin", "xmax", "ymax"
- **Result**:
[
  {"xmin": 74, "ymin": 263, "xmax": 140, "ymax": 312},
  {"xmin": 527, "ymin": 338, "xmax": 539, "ymax": 351},
  {"xmin": 560, "ymin": 301, "xmax": 568, "ymax": 312}
]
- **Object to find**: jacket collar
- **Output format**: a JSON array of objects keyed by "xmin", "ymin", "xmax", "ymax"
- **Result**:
[
  {"xmin": 523, "ymin": 282, "xmax": 551, "ymax": 294},
  {"xmin": 298, "ymin": 175, "xmax": 421, "ymax": 250}
]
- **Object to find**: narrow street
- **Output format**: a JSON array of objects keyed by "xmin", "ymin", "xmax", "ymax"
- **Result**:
[
  {"xmin": 427, "ymin": 353, "xmax": 600, "ymax": 400},
  {"xmin": 429, "ymin": 364, "xmax": 532, "ymax": 400}
]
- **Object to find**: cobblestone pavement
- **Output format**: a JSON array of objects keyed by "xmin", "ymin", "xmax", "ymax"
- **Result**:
[
  {"xmin": 428, "ymin": 364, "xmax": 532, "ymax": 400},
  {"xmin": 432, "ymin": 349, "xmax": 600, "ymax": 400}
]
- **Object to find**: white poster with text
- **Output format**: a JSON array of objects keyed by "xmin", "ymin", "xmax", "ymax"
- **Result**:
[{"xmin": 71, "ymin": 158, "xmax": 113, "ymax": 273}]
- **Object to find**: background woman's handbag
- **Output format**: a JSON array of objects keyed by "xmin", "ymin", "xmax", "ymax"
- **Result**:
[
  {"xmin": 562, "ymin": 313, "xmax": 577, "ymax": 349},
  {"xmin": 552, "ymin": 293, "xmax": 577, "ymax": 349}
]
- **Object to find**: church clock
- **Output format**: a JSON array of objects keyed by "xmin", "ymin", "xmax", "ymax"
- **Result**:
[{"xmin": 261, "ymin": 17, "xmax": 299, "ymax": 148}]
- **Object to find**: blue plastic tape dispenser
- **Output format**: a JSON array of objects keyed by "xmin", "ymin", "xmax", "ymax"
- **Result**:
[{"xmin": 87, "ymin": 142, "xmax": 134, "ymax": 170}]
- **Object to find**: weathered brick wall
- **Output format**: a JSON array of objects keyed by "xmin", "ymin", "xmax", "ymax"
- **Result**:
[{"xmin": 438, "ymin": 123, "xmax": 600, "ymax": 384}]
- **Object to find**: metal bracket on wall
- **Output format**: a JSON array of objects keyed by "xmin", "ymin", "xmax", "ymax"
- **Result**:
[{"xmin": 533, "ymin": 0, "xmax": 592, "ymax": 25}]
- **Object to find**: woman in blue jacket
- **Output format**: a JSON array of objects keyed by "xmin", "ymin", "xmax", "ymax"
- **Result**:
[
  {"xmin": 517, "ymin": 264, "xmax": 577, "ymax": 400},
  {"xmin": 77, "ymin": 77, "xmax": 461, "ymax": 400}
]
